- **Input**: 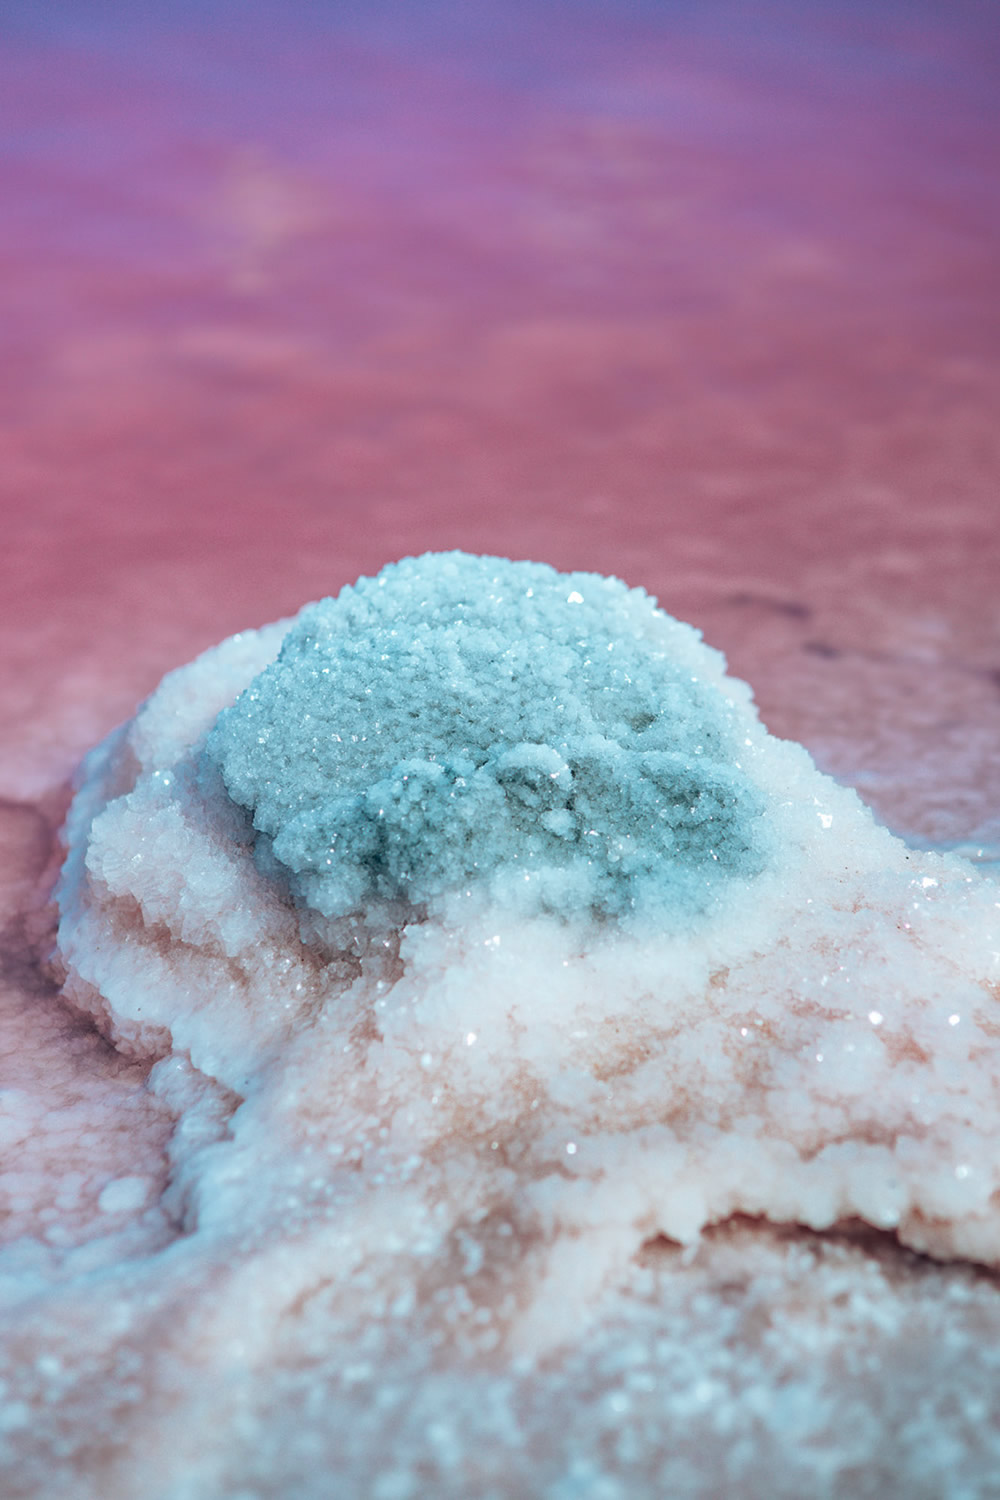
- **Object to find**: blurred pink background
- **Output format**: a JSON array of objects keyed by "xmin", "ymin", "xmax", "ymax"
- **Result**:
[{"xmin": 3, "ymin": 0, "xmax": 999, "ymax": 847}]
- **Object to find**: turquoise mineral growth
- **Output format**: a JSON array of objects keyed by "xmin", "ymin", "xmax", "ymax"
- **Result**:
[{"xmin": 206, "ymin": 552, "xmax": 769, "ymax": 926}]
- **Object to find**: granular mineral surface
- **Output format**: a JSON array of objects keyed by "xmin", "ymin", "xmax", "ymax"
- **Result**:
[
  {"xmin": 206, "ymin": 552, "xmax": 770, "ymax": 927},
  {"xmin": 15, "ymin": 552, "xmax": 1000, "ymax": 1496}
]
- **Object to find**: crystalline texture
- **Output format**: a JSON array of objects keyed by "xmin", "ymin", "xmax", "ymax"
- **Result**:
[
  {"xmin": 53, "ymin": 551, "xmax": 1000, "ymax": 1357},
  {"xmin": 205, "ymin": 552, "xmax": 770, "ymax": 927}
]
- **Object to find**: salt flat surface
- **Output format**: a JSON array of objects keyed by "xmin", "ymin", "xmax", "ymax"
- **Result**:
[{"xmin": 8, "ymin": 552, "xmax": 996, "ymax": 1498}]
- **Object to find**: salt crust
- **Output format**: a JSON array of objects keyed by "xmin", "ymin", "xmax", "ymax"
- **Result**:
[
  {"xmin": 206, "ymin": 552, "xmax": 770, "ymax": 929},
  {"xmin": 54, "ymin": 551, "xmax": 1000, "ymax": 1369}
]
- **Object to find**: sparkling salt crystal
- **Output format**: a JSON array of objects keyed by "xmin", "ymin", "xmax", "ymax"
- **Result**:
[
  {"xmin": 47, "ymin": 551, "xmax": 1000, "ymax": 1490},
  {"xmin": 96, "ymin": 1176, "xmax": 150, "ymax": 1216}
]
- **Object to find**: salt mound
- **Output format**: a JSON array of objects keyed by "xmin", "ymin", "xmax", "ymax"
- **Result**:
[
  {"xmin": 55, "ymin": 551, "xmax": 1000, "ymax": 1354},
  {"xmin": 205, "ymin": 552, "xmax": 769, "ymax": 927}
]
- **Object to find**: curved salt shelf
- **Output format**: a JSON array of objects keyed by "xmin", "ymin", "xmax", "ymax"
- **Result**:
[{"xmin": 55, "ymin": 552, "xmax": 1000, "ymax": 1356}]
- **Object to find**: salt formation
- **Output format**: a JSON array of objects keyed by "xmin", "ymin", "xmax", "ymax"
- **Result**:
[
  {"xmin": 206, "ymin": 553, "xmax": 769, "ymax": 928},
  {"xmin": 55, "ymin": 551, "xmax": 1000, "ymax": 1369}
]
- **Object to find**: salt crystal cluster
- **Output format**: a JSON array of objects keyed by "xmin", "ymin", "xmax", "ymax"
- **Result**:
[
  {"xmin": 55, "ymin": 552, "xmax": 1000, "ymax": 1359},
  {"xmin": 205, "ymin": 552, "xmax": 769, "ymax": 931}
]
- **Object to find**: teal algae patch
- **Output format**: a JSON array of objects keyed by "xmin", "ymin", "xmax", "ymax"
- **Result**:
[{"xmin": 204, "ymin": 553, "xmax": 771, "ymax": 923}]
